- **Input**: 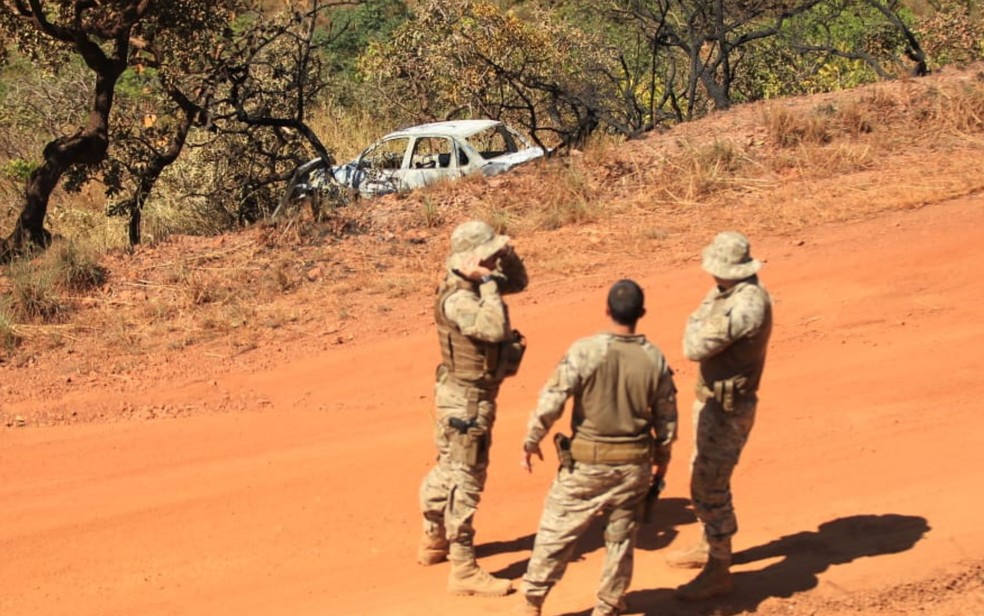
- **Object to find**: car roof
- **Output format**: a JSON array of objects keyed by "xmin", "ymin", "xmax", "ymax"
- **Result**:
[{"xmin": 385, "ymin": 119, "xmax": 502, "ymax": 140}]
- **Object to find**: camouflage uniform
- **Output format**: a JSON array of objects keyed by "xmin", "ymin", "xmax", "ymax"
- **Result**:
[
  {"xmin": 521, "ymin": 332, "xmax": 678, "ymax": 615},
  {"xmin": 418, "ymin": 220, "xmax": 527, "ymax": 595},
  {"xmin": 673, "ymin": 231, "xmax": 772, "ymax": 602}
]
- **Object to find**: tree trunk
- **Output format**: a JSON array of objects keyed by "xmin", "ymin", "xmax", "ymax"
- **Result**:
[{"xmin": 3, "ymin": 53, "xmax": 125, "ymax": 259}]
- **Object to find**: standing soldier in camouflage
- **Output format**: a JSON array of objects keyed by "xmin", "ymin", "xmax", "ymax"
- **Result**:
[
  {"xmin": 668, "ymin": 231, "xmax": 773, "ymax": 601},
  {"xmin": 518, "ymin": 279, "xmax": 678, "ymax": 616},
  {"xmin": 418, "ymin": 220, "xmax": 529, "ymax": 597}
]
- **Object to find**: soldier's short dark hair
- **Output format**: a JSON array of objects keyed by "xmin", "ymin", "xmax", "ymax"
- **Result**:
[{"xmin": 607, "ymin": 279, "xmax": 645, "ymax": 325}]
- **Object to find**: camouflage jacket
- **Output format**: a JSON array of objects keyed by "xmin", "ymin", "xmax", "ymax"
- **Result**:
[
  {"xmin": 524, "ymin": 332, "xmax": 678, "ymax": 462},
  {"xmin": 683, "ymin": 276, "xmax": 773, "ymax": 394}
]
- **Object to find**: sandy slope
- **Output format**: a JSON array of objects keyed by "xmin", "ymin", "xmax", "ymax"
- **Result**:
[{"xmin": 2, "ymin": 194, "xmax": 984, "ymax": 615}]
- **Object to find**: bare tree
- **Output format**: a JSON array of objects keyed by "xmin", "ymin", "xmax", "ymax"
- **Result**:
[
  {"xmin": 0, "ymin": 1, "xmax": 373, "ymax": 250},
  {"xmin": 360, "ymin": 1, "xmax": 627, "ymax": 149},
  {"xmin": 610, "ymin": 0, "xmax": 827, "ymax": 118},
  {"xmin": 785, "ymin": 0, "xmax": 929, "ymax": 78},
  {"xmin": 0, "ymin": 1, "xmax": 152, "ymax": 258},
  {"xmin": 0, "ymin": 0, "xmax": 253, "ymax": 258}
]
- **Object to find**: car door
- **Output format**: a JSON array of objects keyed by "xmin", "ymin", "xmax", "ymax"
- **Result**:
[
  {"xmin": 405, "ymin": 136, "xmax": 465, "ymax": 189},
  {"xmin": 352, "ymin": 136, "xmax": 411, "ymax": 196}
]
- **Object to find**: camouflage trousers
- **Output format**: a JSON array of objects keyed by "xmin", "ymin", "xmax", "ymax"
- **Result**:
[
  {"xmin": 690, "ymin": 397, "xmax": 757, "ymax": 560},
  {"xmin": 521, "ymin": 462, "xmax": 650, "ymax": 612},
  {"xmin": 419, "ymin": 376, "xmax": 498, "ymax": 549}
]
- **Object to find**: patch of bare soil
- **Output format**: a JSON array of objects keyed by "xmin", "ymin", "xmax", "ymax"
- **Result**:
[{"xmin": 2, "ymin": 64, "xmax": 984, "ymax": 616}]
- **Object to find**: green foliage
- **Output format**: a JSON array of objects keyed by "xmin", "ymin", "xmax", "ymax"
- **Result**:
[
  {"xmin": 0, "ymin": 52, "xmax": 90, "ymax": 161},
  {"xmin": 359, "ymin": 1, "xmax": 620, "ymax": 143},
  {"xmin": 1, "ymin": 159, "xmax": 36, "ymax": 181},
  {"xmin": 736, "ymin": 37, "xmax": 876, "ymax": 103},
  {"xmin": 323, "ymin": 0, "xmax": 411, "ymax": 79},
  {"xmin": 731, "ymin": 0, "xmax": 931, "ymax": 103},
  {"xmin": 916, "ymin": 0, "xmax": 984, "ymax": 67},
  {"xmin": 115, "ymin": 66, "xmax": 160, "ymax": 101}
]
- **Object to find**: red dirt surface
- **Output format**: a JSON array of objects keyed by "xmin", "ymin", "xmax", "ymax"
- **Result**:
[
  {"xmin": 4, "ymin": 64, "xmax": 984, "ymax": 614},
  {"xmin": 3, "ymin": 193, "xmax": 984, "ymax": 615}
]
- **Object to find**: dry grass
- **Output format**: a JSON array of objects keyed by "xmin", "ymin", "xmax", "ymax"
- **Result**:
[
  {"xmin": 1, "ymin": 63, "xmax": 983, "ymax": 368},
  {"xmin": 0, "ymin": 296, "xmax": 20, "ymax": 352}
]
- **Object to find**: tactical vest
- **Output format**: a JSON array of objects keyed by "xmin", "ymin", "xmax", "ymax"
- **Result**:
[
  {"xmin": 697, "ymin": 282, "xmax": 773, "ymax": 402},
  {"xmin": 434, "ymin": 278, "xmax": 502, "ymax": 386},
  {"xmin": 569, "ymin": 335, "xmax": 660, "ymax": 464}
]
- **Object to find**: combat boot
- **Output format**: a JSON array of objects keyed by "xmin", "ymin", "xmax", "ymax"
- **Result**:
[
  {"xmin": 516, "ymin": 595, "xmax": 544, "ymax": 615},
  {"xmin": 447, "ymin": 544, "xmax": 512, "ymax": 597},
  {"xmin": 665, "ymin": 536, "xmax": 710, "ymax": 569},
  {"xmin": 673, "ymin": 556, "xmax": 734, "ymax": 602},
  {"xmin": 417, "ymin": 532, "xmax": 449, "ymax": 566},
  {"xmin": 590, "ymin": 597, "xmax": 624, "ymax": 615}
]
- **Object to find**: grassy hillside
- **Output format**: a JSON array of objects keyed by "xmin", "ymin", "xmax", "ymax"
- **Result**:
[{"xmin": 0, "ymin": 62, "xmax": 982, "ymax": 424}]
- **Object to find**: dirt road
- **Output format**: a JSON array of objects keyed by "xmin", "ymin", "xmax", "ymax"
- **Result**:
[{"xmin": 2, "ymin": 194, "xmax": 983, "ymax": 615}]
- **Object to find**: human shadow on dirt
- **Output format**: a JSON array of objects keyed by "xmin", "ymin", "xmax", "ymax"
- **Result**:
[
  {"xmin": 482, "ymin": 496, "xmax": 694, "ymax": 581},
  {"xmin": 559, "ymin": 513, "xmax": 930, "ymax": 616}
]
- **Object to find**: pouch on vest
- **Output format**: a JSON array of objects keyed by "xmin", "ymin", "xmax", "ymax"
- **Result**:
[
  {"xmin": 713, "ymin": 380, "xmax": 734, "ymax": 412},
  {"xmin": 710, "ymin": 376, "xmax": 749, "ymax": 412},
  {"xmin": 496, "ymin": 329, "xmax": 526, "ymax": 379}
]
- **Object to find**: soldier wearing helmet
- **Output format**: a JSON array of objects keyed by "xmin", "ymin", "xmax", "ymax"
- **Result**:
[
  {"xmin": 417, "ymin": 220, "xmax": 528, "ymax": 597},
  {"xmin": 667, "ymin": 231, "xmax": 774, "ymax": 601}
]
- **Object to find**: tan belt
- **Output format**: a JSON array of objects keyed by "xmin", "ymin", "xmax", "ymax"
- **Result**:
[{"xmin": 570, "ymin": 438, "xmax": 652, "ymax": 465}]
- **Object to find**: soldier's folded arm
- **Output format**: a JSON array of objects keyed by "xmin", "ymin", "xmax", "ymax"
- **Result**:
[
  {"xmin": 683, "ymin": 312, "xmax": 734, "ymax": 361},
  {"xmin": 727, "ymin": 290, "xmax": 770, "ymax": 339},
  {"xmin": 685, "ymin": 286, "xmax": 771, "ymax": 360}
]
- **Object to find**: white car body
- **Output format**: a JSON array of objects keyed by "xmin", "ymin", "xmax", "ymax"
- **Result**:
[{"xmin": 299, "ymin": 119, "xmax": 544, "ymax": 200}]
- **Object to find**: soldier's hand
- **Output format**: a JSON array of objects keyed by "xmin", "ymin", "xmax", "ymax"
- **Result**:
[
  {"xmin": 458, "ymin": 253, "xmax": 494, "ymax": 282},
  {"xmin": 522, "ymin": 443, "xmax": 543, "ymax": 473}
]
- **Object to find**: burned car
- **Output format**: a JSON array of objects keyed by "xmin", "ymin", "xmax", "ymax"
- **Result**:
[{"xmin": 283, "ymin": 120, "xmax": 544, "ymax": 206}]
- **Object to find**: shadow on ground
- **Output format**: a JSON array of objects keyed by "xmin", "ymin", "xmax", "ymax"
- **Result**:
[
  {"xmin": 478, "ymin": 500, "xmax": 928, "ymax": 616},
  {"xmin": 596, "ymin": 513, "xmax": 932, "ymax": 616}
]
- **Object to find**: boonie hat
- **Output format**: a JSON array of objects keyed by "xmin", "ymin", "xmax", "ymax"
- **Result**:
[
  {"xmin": 701, "ymin": 231, "xmax": 762, "ymax": 280},
  {"xmin": 449, "ymin": 220, "xmax": 510, "ymax": 264}
]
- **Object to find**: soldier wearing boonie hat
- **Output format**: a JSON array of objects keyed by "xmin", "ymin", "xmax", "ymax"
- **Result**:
[
  {"xmin": 446, "ymin": 220, "xmax": 512, "ymax": 275},
  {"xmin": 700, "ymin": 231, "xmax": 762, "ymax": 280},
  {"xmin": 418, "ymin": 220, "xmax": 528, "ymax": 598},
  {"xmin": 667, "ymin": 231, "xmax": 773, "ymax": 602}
]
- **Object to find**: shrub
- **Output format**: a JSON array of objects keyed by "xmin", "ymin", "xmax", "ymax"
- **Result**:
[
  {"xmin": 764, "ymin": 106, "xmax": 834, "ymax": 148},
  {"xmin": 48, "ymin": 239, "xmax": 107, "ymax": 291},
  {"xmin": 0, "ymin": 298, "xmax": 21, "ymax": 354},
  {"xmin": 7, "ymin": 259, "xmax": 64, "ymax": 322}
]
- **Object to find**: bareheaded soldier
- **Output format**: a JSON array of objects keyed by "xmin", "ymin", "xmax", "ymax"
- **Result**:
[
  {"xmin": 668, "ymin": 231, "xmax": 773, "ymax": 601},
  {"xmin": 519, "ymin": 279, "xmax": 678, "ymax": 616},
  {"xmin": 417, "ymin": 220, "xmax": 528, "ymax": 597}
]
